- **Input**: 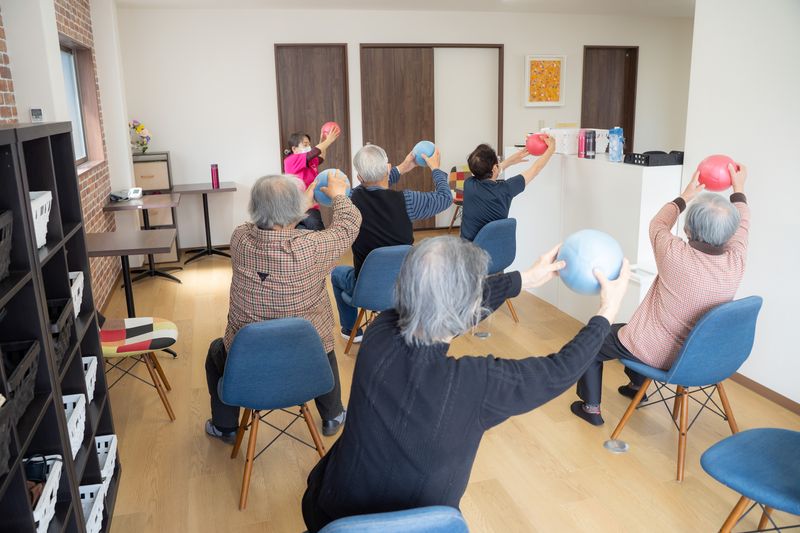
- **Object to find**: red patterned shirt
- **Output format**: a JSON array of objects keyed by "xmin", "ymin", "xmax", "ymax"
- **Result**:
[
  {"xmin": 224, "ymin": 196, "xmax": 361, "ymax": 353},
  {"xmin": 618, "ymin": 194, "xmax": 750, "ymax": 369}
]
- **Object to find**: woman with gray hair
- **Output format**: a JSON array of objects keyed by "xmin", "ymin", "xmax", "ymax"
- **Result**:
[
  {"xmin": 302, "ymin": 236, "xmax": 631, "ymax": 531},
  {"xmin": 571, "ymin": 163, "xmax": 751, "ymax": 426},
  {"xmin": 205, "ymin": 171, "xmax": 361, "ymax": 442}
]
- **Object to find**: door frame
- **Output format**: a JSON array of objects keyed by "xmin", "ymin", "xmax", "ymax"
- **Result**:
[
  {"xmin": 274, "ymin": 43, "xmax": 352, "ymax": 175},
  {"xmin": 359, "ymin": 43, "xmax": 504, "ymax": 152}
]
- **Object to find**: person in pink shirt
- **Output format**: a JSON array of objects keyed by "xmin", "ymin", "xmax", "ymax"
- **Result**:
[
  {"xmin": 284, "ymin": 126, "xmax": 341, "ymax": 230},
  {"xmin": 571, "ymin": 163, "xmax": 751, "ymax": 426}
]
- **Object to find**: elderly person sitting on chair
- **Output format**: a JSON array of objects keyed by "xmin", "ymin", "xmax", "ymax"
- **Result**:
[
  {"xmin": 205, "ymin": 172, "xmax": 361, "ymax": 443},
  {"xmin": 301, "ymin": 235, "xmax": 631, "ymax": 532},
  {"xmin": 571, "ymin": 163, "xmax": 751, "ymax": 426}
]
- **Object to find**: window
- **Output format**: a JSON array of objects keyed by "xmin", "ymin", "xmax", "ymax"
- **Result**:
[{"xmin": 60, "ymin": 47, "xmax": 88, "ymax": 164}]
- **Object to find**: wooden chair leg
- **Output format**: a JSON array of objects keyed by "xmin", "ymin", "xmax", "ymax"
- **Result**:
[
  {"xmin": 672, "ymin": 385, "xmax": 684, "ymax": 422},
  {"xmin": 149, "ymin": 352, "xmax": 171, "ymax": 392},
  {"xmin": 757, "ymin": 506, "xmax": 773, "ymax": 531},
  {"xmin": 720, "ymin": 495, "xmax": 751, "ymax": 533},
  {"xmin": 142, "ymin": 353, "xmax": 176, "ymax": 421},
  {"xmin": 716, "ymin": 382, "xmax": 739, "ymax": 434},
  {"xmin": 676, "ymin": 388, "xmax": 689, "ymax": 481},
  {"xmin": 448, "ymin": 206, "xmax": 459, "ymax": 233},
  {"xmin": 505, "ymin": 299, "xmax": 519, "ymax": 323},
  {"xmin": 301, "ymin": 403, "xmax": 326, "ymax": 458},
  {"xmin": 239, "ymin": 410, "xmax": 259, "ymax": 510},
  {"xmin": 344, "ymin": 309, "xmax": 365, "ymax": 355},
  {"xmin": 231, "ymin": 408, "xmax": 252, "ymax": 459},
  {"xmin": 610, "ymin": 378, "xmax": 653, "ymax": 439}
]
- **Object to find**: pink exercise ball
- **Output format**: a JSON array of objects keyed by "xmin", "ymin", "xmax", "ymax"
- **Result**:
[
  {"xmin": 697, "ymin": 154, "xmax": 738, "ymax": 191},
  {"xmin": 525, "ymin": 133, "xmax": 548, "ymax": 156},
  {"xmin": 321, "ymin": 121, "xmax": 340, "ymax": 137}
]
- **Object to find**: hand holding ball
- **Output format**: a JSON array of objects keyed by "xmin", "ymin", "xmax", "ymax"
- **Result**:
[
  {"xmin": 525, "ymin": 133, "xmax": 549, "ymax": 156},
  {"xmin": 412, "ymin": 140, "xmax": 436, "ymax": 166},
  {"xmin": 697, "ymin": 154, "xmax": 738, "ymax": 191},
  {"xmin": 314, "ymin": 169, "xmax": 351, "ymax": 206},
  {"xmin": 321, "ymin": 121, "xmax": 340, "ymax": 138},
  {"xmin": 557, "ymin": 230, "xmax": 624, "ymax": 295}
]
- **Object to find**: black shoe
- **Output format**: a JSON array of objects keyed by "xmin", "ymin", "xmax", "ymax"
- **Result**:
[
  {"xmin": 618, "ymin": 384, "xmax": 648, "ymax": 402},
  {"xmin": 322, "ymin": 410, "xmax": 346, "ymax": 437},
  {"xmin": 341, "ymin": 328, "xmax": 364, "ymax": 343},
  {"xmin": 570, "ymin": 401, "xmax": 604, "ymax": 426}
]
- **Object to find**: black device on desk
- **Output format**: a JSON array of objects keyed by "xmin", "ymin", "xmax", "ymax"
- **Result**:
[{"xmin": 624, "ymin": 151, "xmax": 684, "ymax": 166}]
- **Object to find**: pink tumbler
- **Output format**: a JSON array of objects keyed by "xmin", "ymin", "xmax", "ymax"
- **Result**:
[{"xmin": 211, "ymin": 164, "xmax": 219, "ymax": 189}]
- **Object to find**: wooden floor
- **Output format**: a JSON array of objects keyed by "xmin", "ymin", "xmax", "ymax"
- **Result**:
[{"xmin": 104, "ymin": 232, "xmax": 800, "ymax": 533}]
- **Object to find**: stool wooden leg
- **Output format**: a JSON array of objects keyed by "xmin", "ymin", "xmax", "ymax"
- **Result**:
[
  {"xmin": 448, "ymin": 205, "xmax": 461, "ymax": 233},
  {"xmin": 720, "ymin": 495, "xmax": 751, "ymax": 533},
  {"xmin": 677, "ymin": 388, "xmax": 689, "ymax": 481},
  {"xmin": 716, "ymin": 382, "xmax": 739, "ymax": 434},
  {"xmin": 149, "ymin": 352, "xmax": 171, "ymax": 392},
  {"xmin": 505, "ymin": 300, "xmax": 520, "ymax": 323},
  {"xmin": 344, "ymin": 309, "xmax": 365, "ymax": 355},
  {"xmin": 757, "ymin": 506, "xmax": 773, "ymax": 531},
  {"xmin": 142, "ymin": 353, "xmax": 175, "ymax": 421},
  {"xmin": 301, "ymin": 403, "xmax": 326, "ymax": 458},
  {"xmin": 610, "ymin": 378, "xmax": 652, "ymax": 439},
  {"xmin": 672, "ymin": 385, "xmax": 684, "ymax": 422},
  {"xmin": 239, "ymin": 410, "xmax": 259, "ymax": 510},
  {"xmin": 231, "ymin": 408, "xmax": 252, "ymax": 459}
]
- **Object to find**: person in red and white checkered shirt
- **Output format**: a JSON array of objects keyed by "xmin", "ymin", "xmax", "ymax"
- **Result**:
[{"xmin": 572, "ymin": 163, "xmax": 751, "ymax": 426}]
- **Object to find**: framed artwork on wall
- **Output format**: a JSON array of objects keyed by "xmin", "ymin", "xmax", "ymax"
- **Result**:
[{"xmin": 524, "ymin": 55, "xmax": 565, "ymax": 107}]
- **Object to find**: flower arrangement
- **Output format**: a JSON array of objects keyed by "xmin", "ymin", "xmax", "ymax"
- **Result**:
[{"xmin": 129, "ymin": 119, "xmax": 151, "ymax": 153}]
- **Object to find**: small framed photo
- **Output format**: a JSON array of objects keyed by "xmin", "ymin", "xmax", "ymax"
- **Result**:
[{"xmin": 524, "ymin": 55, "xmax": 565, "ymax": 107}]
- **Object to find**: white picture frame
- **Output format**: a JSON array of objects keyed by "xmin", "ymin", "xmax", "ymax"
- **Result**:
[{"xmin": 524, "ymin": 55, "xmax": 565, "ymax": 107}]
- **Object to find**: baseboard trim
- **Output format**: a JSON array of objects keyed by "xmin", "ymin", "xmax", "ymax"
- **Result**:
[{"xmin": 730, "ymin": 373, "xmax": 800, "ymax": 416}]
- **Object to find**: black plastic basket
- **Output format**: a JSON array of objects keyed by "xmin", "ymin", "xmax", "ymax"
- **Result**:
[
  {"xmin": 0, "ymin": 210, "xmax": 11, "ymax": 283},
  {"xmin": 0, "ymin": 400, "xmax": 12, "ymax": 479},
  {"xmin": 47, "ymin": 299, "xmax": 74, "ymax": 369},
  {"xmin": 1, "ymin": 340, "xmax": 40, "ymax": 427}
]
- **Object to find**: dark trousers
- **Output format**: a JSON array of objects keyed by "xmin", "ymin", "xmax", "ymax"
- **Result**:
[
  {"xmin": 205, "ymin": 338, "xmax": 344, "ymax": 433},
  {"xmin": 302, "ymin": 462, "xmax": 334, "ymax": 533},
  {"xmin": 297, "ymin": 208, "xmax": 324, "ymax": 231},
  {"xmin": 576, "ymin": 323, "xmax": 647, "ymax": 406}
]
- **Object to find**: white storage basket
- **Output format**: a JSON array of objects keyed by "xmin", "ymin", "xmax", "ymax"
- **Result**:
[
  {"xmin": 79, "ymin": 483, "xmax": 107, "ymax": 533},
  {"xmin": 62, "ymin": 394, "xmax": 86, "ymax": 459},
  {"xmin": 82, "ymin": 357, "xmax": 97, "ymax": 403},
  {"xmin": 68, "ymin": 271, "xmax": 84, "ymax": 317},
  {"xmin": 29, "ymin": 191, "xmax": 52, "ymax": 249},
  {"xmin": 95, "ymin": 434, "xmax": 117, "ymax": 490},
  {"xmin": 24, "ymin": 454, "xmax": 63, "ymax": 533}
]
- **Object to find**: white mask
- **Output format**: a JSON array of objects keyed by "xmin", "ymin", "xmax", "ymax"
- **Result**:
[{"xmin": 297, "ymin": 146, "xmax": 312, "ymax": 154}]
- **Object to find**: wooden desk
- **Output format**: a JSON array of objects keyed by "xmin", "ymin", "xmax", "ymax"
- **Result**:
[
  {"xmin": 88, "ymin": 229, "xmax": 176, "ymax": 317},
  {"xmin": 104, "ymin": 194, "xmax": 182, "ymax": 284},
  {"xmin": 173, "ymin": 182, "xmax": 237, "ymax": 264}
]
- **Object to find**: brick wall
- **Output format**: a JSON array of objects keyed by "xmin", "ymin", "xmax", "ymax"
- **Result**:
[
  {"xmin": 0, "ymin": 9, "xmax": 18, "ymax": 124},
  {"xmin": 54, "ymin": 0, "xmax": 119, "ymax": 310}
]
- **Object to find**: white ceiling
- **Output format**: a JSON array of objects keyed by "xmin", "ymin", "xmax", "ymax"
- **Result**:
[{"xmin": 116, "ymin": 0, "xmax": 695, "ymax": 18}]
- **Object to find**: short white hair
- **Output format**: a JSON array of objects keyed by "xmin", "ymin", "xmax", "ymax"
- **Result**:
[
  {"xmin": 249, "ymin": 174, "xmax": 307, "ymax": 229},
  {"xmin": 353, "ymin": 145, "xmax": 389, "ymax": 184},
  {"xmin": 685, "ymin": 193, "xmax": 741, "ymax": 246}
]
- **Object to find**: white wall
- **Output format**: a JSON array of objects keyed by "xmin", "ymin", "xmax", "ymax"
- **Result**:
[
  {"xmin": 117, "ymin": 7, "xmax": 693, "ymax": 247},
  {"xmin": 682, "ymin": 0, "xmax": 800, "ymax": 403}
]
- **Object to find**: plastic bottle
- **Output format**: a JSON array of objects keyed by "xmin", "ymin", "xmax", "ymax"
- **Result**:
[
  {"xmin": 578, "ymin": 129, "xmax": 585, "ymax": 158},
  {"xmin": 608, "ymin": 127, "xmax": 624, "ymax": 162}
]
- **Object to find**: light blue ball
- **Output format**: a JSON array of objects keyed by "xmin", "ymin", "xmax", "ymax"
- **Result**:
[
  {"xmin": 557, "ymin": 229, "xmax": 624, "ymax": 295},
  {"xmin": 313, "ymin": 169, "xmax": 351, "ymax": 207},
  {"xmin": 412, "ymin": 140, "xmax": 435, "ymax": 166}
]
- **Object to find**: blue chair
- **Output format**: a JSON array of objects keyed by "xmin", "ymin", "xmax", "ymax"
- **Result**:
[
  {"xmin": 609, "ymin": 296, "xmax": 763, "ymax": 481},
  {"xmin": 319, "ymin": 506, "xmax": 469, "ymax": 533},
  {"xmin": 220, "ymin": 318, "xmax": 334, "ymax": 510},
  {"xmin": 343, "ymin": 245, "xmax": 412, "ymax": 354},
  {"xmin": 472, "ymin": 218, "xmax": 519, "ymax": 323},
  {"xmin": 701, "ymin": 428, "xmax": 800, "ymax": 532}
]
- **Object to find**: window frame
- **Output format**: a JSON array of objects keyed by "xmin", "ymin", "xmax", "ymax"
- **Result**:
[{"xmin": 60, "ymin": 44, "xmax": 89, "ymax": 166}]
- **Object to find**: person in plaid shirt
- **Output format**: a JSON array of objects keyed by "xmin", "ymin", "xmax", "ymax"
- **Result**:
[
  {"xmin": 205, "ymin": 171, "xmax": 360, "ymax": 442},
  {"xmin": 572, "ymin": 163, "xmax": 751, "ymax": 426}
]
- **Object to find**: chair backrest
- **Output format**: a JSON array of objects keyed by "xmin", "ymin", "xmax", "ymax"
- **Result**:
[
  {"xmin": 319, "ymin": 506, "xmax": 469, "ymax": 533},
  {"xmin": 219, "ymin": 318, "xmax": 333, "ymax": 410},
  {"xmin": 472, "ymin": 218, "xmax": 517, "ymax": 274},
  {"xmin": 350, "ymin": 245, "xmax": 412, "ymax": 312},
  {"xmin": 665, "ymin": 296, "xmax": 763, "ymax": 386},
  {"xmin": 448, "ymin": 165, "xmax": 471, "ymax": 190}
]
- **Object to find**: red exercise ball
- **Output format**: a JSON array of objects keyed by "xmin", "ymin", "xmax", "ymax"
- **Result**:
[
  {"xmin": 525, "ymin": 133, "xmax": 548, "ymax": 156},
  {"xmin": 321, "ymin": 121, "xmax": 340, "ymax": 137},
  {"xmin": 697, "ymin": 154, "xmax": 737, "ymax": 191}
]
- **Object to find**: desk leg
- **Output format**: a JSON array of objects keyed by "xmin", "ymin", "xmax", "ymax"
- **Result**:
[
  {"xmin": 128, "ymin": 206, "xmax": 183, "ymax": 284},
  {"xmin": 184, "ymin": 193, "xmax": 232, "ymax": 264},
  {"xmin": 121, "ymin": 255, "xmax": 136, "ymax": 317}
]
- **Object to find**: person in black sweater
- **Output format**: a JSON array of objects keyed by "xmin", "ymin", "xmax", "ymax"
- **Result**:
[{"xmin": 302, "ymin": 236, "xmax": 631, "ymax": 531}]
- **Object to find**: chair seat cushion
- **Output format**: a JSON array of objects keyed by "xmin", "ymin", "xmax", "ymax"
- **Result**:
[
  {"xmin": 620, "ymin": 358, "xmax": 670, "ymax": 382},
  {"xmin": 100, "ymin": 317, "xmax": 178, "ymax": 356},
  {"xmin": 319, "ymin": 505, "xmax": 468, "ymax": 533},
  {"xmin": 701, "ymin": 428, "xmax": 800, "ymax": 515}
]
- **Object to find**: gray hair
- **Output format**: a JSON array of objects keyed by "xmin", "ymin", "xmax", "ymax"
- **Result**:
[
  {"xmin": 395, "ymin": 236, "xmax": 490, "ymax": 346},
  {"xmin": 685, "ymin": 193, "xmax": 741, "ymax": 247},
  {"xmin": 353, "ymin": 144, "xmax": 389, "ymax": 184},
  {"xmin": 249, "ymin": 174, "xmax": 307, "ymax": 229}
]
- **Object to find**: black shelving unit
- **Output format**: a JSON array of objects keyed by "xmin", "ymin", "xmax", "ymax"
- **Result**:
[{"xmin": 0, "ymin": 123, "xmax": 120, "ymax": 532}]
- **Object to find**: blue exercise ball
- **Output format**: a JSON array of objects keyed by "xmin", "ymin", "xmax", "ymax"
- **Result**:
[
  {"xmin": 412, "ymin": 140, "xmax": 435, "ymax": 166},
  {"xmin": 557, "ymin": 229, "xmax": 624, "ymax": 295},
  {"xmin": 313, "ymin": 169, "xmax": 351, "ymax": 207}
]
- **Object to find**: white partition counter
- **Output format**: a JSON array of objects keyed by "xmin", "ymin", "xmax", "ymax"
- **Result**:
[{"xmin": 504, "ymin": 148, "xmax": 682, "ymax": 324}]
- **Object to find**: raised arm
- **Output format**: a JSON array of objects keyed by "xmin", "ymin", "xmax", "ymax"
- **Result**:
[
  {"xmin": 306, "ymin": 172, "xmax": 362, "ymax": 270},
  {"xmin": 316, "ymin": 125, "xmax": 340, "ymax": 159},
  {"xmin": 650, "ymin": 171, "xmax": 703, "ymax": 256},
  {"xmin": 726, "ymin": 163, "xmax": 750, "ymax": 257},
  {"xmin": 403, "ymin": 149, "xmax": 452, "ymax": 220},
  {"xmin": 519, "ymin": 135, "xmax": 556, "ymax": 184}
]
